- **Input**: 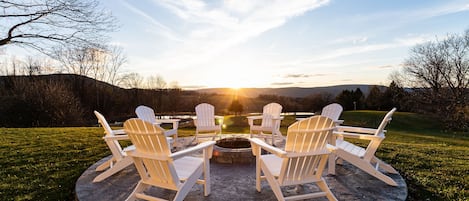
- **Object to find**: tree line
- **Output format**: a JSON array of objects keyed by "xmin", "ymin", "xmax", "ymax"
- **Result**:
[{"xmin": 0, "ymin": 73, "xmax": 401, "ymax": 127}]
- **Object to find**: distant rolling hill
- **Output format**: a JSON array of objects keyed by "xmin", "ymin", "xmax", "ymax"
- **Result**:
[{"xmin": 194, "ymin": 85, "xmax": 384, "ymax": 98}]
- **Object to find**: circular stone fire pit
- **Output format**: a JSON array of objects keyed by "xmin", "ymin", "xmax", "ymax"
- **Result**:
[{"xmin": 212, "ymin": 137, "xmax": 255, "ymax": 164}]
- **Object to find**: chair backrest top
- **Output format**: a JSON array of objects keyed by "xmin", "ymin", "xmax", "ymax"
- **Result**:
[
  {"xmin": 135, "ymin": 105, "xmax": 157, "ymax": 124},
  {"xmin": 375, "ymin": 108, "xmax": 397, "ymax": 136},
  {"xmin": 94, "ymin": 111, "xmax": 114, "ymax": 136},
  {"xmin": 261, "ymin": 102, "xmax": 282, "ymax": 128},
  {"xmin": 123, "ymin": 118, "xmax": 179, "ymax": 187},
  {"xmin": 285, "ymin": 116, "xmax": 335, "ymax": 152},
  {"xmin": 94, "ymin": 110, "xmax": 124, "ymax": 158},
  {"xmin": 195, "ymin": 103, "xmax": 216, "ymax": 126},
  {"xmin": 321, "ymin": 103, "xmax": 343, "ymax": 121}
]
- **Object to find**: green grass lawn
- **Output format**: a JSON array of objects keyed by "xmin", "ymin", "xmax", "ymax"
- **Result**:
[{"xmin": 0, "ymin": 111, "xmax": 468, "ymax": 200}]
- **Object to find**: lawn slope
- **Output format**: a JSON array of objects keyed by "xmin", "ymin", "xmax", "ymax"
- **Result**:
[{"xmin": 0, "ymin": 111, "xmax": 467, "ymax": 200}]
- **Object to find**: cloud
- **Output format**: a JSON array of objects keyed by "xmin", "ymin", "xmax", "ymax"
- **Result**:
[
  {"xmin": 332, "ymin": 36, "xmax": 368, "ymax": 45},
  {"xmin": 121, "ymin": 0, "xmax": 182, "ymax": 42},
  {"xmin": 375, "ymin": 65, "xmax": 394, "ymax": 69},
  {"xmin": 148, "ymin": 0, "xmax": 330, "ymax": 69},
  {"xmin": 418, "ymin": 2, "xmax": 469, "ymax": 19},
  {"xmin": 284, "ymin": 73, "xmax": 327, "ymax": 78},
  {"xmin": 271, "ymin": 82, "xmax": 294, "ymax": 86},
  {"xmin": 180, "ymin": 85, "xmax": 207, "ymax": 89}
]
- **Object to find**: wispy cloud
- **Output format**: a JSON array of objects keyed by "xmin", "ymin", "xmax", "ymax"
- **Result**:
[
  {"xmin": 371, "ymin": 65, "xmax": 394, "ymax": 69},
  {"xmin": 271, "ymin": 82, "xmax": 294, "ymax": 86},
  {"xmin": 148, "ymin": 0, "xmax": 330, "ymax": 69},
  {"xmin": 332, "ymin": 36, "xmax": 368, "ymax": 45},
  {"xmin": 417, "ymin": 2, "xmax": 469, "ymax": 19},
  {"xmin": 120, "ymin": 0, "xmax": 182, "ymax": 42},
  {"xmin": 284, "ymin": 74, "xmax": 327, "ymax": 78}
]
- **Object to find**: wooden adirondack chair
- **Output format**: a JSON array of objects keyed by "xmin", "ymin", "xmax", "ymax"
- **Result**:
[
  {"xmin": 135, "ymin": 105, "xmax": 180, "ymax": 143},
  {"xmin": 93, "ymin": 111, "xmax": 135, "ymax": 182},
  {"xmin": 250, "ymin": 116, "xmax": 338, "ymax": 201},
  {"xmin": 194, "ymin": 103, "xmax": 223, "ymax": 141},
  {"xmin": 123, "ymin": 118, "xmax": 215, "ymax": 201},
  {"xmin": 333, "ymin": 108, "xmax": 399, "ymax": 186},
  {"xmin": 248, "ymin": 102, "xmax": 284, "ymax": 145}
]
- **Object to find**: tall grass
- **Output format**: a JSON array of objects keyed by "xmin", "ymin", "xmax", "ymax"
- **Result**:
[{"xmin": 0, "ymin": 111, "xmax": 467, "ymax": 200}]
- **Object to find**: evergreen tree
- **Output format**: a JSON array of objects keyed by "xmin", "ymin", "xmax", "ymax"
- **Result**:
[
  {"xmin": 228, "ymin": 99, "xmax": 244, "ymax": 116},
  {"xmin": 365, "ymin": 86, "xmax": 383, "ymax": 110}
]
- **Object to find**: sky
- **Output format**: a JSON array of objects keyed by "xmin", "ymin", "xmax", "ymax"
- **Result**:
[{"xmin": 6, "ymin": 0, "xmax": 469, "ymax": 89}]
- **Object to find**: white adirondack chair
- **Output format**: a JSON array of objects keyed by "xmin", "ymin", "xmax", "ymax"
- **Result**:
[
  {"xmin": 250, "ymin": 116, "xmax": 338, "ymax": 201},
  {"xmin": 320, "ymin": 103, "xmax": 344, "ymax": 174},
  {"xmin": 248, "ymin": 102, "xmax": 284, "ymax": 145},
  {"xmin": 123, "ymin": 118, "xmax": 215, "ymax": 201},
  {"xmin": 135, "ymin": 105, "xmax": 179, "ymax": 143},
  {"xmin": 333, "ymin": 108, "xmax": 399, "ymax": 186},
  {"xmin": 93, "ymin": 111, "xmax": 135, "ymax": 182},
  {"xmin": 321, "ymin": 103, "xmax": 343, "ymax": 124},
  {"xmin": 194, "ymin": 103, "xmax": 223, "ymax": 141}
]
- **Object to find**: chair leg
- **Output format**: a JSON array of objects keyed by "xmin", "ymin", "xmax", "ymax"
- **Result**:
[
  {"xmin": 203, "ymin": 154, "xmax": 211, "ymax": 196},
  {"xmin": 337, "ymin": 150, "xmax": 398, "ymax": 186},
  {"xmin": 261, "ymin": 161, "xmax": 285, "ymax": 201},
  {"xmin": 316, "ymin": 178, "xmax": 338, "ymax": 201},
  {"xmin": 125, "ymin": 181, "xmax": 149, "ymax": 201},
  {"xmin": 372, "ymin": 157, "xmax": 398, "ymax": 174},
  {"xmin": 256, "ymin": 156, "xmax": 262, "ymax": 192},
  {"xmin": 95, "ymin": 158, "xmax": 113, "ymax": 171},
  {"xmin": 93, "ymin": 157, "xmax": 133, "ymax": 182},
  {"xmin": 174, "ymin": 166, "xmax": 203, "ymax": 201}
]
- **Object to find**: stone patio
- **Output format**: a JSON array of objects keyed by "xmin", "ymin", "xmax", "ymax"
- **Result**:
[{"xmin": 75, "ymin": 135, "xmax": 407, "ymax": 201}]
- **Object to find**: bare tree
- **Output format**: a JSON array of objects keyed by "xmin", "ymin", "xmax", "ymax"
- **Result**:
[
  {"xmin": 104, "ymin": 46, "xmax": 127, "ymax": 85},
  {"xmin": 52, "ymin": 45, "xmax": 126, "ymax": 80},
  {"xmin": 22, "ymin": 56, "xmax": 43, "ymax": 75},
  {"xmin": 403, "ymin": 29, "xmax": 469, "ymax": 130},
  {"xmin": 119, "ymin": 72, "xmax": 144, "ymax": 89},
  {"xmin": 146, "ymin": 75, "xmax": 167, "ymax": 89},
  {"xmin": 0, "ymin": 0, "xmax": 117, "ymax": 54}
]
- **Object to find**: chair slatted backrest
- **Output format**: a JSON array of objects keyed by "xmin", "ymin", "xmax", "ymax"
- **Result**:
[
  {"xmin": 260, "ymin": 103, "xmax": 282, "ymax": 128},
  {"xmin": 94, "ymin": 111, "xmax": 124, "ymax": 160},
  {"xmin": 135, "ymin": 105, "xmax": 157, "ymax": 124},
  {"xmin": 124, "ymin": 119, "xmax": 180, "ymax": 190},
  {"xmin": 321, "ymin": 103, "xmax": 343, "ymax": 121},
  {"xmin": 195, "ymin": 103, "xmax": 216, "ymax": 127},
  {"xmin": 364, "ymin": 107, "xmax": 396, "ymax": 161},
  {"xmin": 279, "ymin": 116, "xmax": 335, "ymax": 185}
]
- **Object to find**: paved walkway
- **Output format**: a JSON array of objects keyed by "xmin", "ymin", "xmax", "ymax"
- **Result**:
[{"xmin": 75, "ymin": 135, "xmax": 407, "ymax": 201}]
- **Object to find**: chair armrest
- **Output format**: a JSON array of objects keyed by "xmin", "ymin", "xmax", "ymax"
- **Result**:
[
  {"xmin": 247, "ymin": 115, "xmax": 263, "ymax": 126},
  {"xmin": 273, "ymin": 116, "xmax": 284, "ymax": 120},
  {"xmin": 334, "ymin": 120, "xmax": 344, "ymax": 125},
  {"xmin": 326, "ymin": 144, "xmax": 337, "ymax": 153},
  {"xmin": 333, "ymin": 131, "xmax": 384, "ymax": 141},
  {"xmin": 247, "ymin": 115, "xmax": 263, "ymax": 120},
  {"xmin": 249, "ymin": 138, "xmax": 287, "ymax": 157},
  {"xmin": 155, "ymin": 119, "xmax": 180, "ymax": 130},
  {"xmin": 103, "ymin": 135, "xmax": 129, "ymax": 141},
  {"xmin": 112, "ymin": 129, "xmax": 126, "ymax": 135},
  {"xmin": 336, "ymin": 126, "xmax": 379, "ymax": 134},
  {"xmin": 171, "ymin": 141, "xmax": 216, "ymax": 160}
]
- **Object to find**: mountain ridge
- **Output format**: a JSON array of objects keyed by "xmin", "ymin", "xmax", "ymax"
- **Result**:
[{"xmin": 194, "ymin": 85, "xmax": 384, "ymax": 98}]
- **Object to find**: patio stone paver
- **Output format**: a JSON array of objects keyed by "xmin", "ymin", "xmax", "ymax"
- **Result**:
[{"xmin": 75, "ymin": 135, "xmax": 407, "ymax": 201}]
